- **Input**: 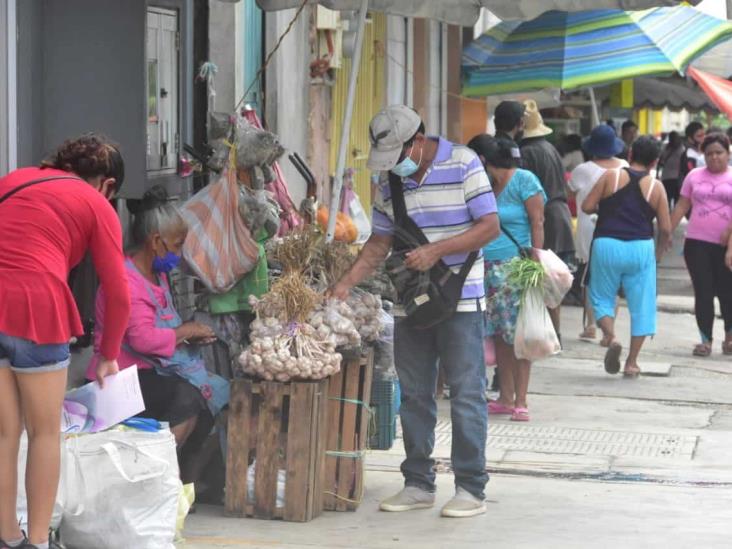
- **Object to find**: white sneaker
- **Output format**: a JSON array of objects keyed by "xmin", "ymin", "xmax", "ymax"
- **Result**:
[
  {"xmin": 440, "ymin": 487, "xmax": 487, "ymax": 518},
  {"xmin": 379, "ymin": 486, "xmax": 436, "ymax": 512}
]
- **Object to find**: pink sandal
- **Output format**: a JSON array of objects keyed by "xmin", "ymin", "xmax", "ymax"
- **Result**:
[
  {"xmin": 510, "ymin": 407, "xmax": 530, "ymax": 422},
  {"xmin": 488, "ymin": 401, "xmax": 514, "ymax": 415}
]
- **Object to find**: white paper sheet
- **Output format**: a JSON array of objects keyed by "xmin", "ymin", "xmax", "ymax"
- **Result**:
[{"xmin": 61, "ymin": 365, "xmax": 145, "ymax": 433}]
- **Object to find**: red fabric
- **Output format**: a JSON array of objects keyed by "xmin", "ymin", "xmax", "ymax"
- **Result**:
[
  {"xmin": 688, "ymin": 67, "xmax": 732, "ymax": 120},
  {"xmin": 0, "ymin": 167, "xmax": 131, "ymax": 358},
  {"xmin": 87, "ymin": 262, "xmax": 177, "ymax": 380}
]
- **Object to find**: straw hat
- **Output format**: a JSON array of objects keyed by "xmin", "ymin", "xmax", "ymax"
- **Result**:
[{"xmin": 522, "ymin": 99, "xmax": 553, "ymax": 139}]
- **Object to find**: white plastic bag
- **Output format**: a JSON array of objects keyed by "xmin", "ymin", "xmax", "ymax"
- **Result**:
[
  {"xmin": 340, "ymin": 185, "xmax": 371, "ymax": 244},
  {"xmin": 182, "ymin": 169, "xmax": 260, "ymax": 293},
  {"xmin": 16, "ymin": 433, "xmax": 66, "ymax": 531},
  {"xmin": 60, "ymin": 429, "xmax": 182, "ymax": 549},
  {"xmin": 514, "ymin": 287, "xmax": 561, "ymax": 361},
  {"xmin": 536, "ymin": 249, "xmax": 574, "ymax": 309}
]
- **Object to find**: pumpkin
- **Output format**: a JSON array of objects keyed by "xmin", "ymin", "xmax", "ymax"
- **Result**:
[{"xmin": 316, "ymin": 206, "xmax": 358, "ymax": 243}]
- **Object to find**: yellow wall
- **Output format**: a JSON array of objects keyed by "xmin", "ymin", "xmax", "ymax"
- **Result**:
[{"xmin": 329, "ymin": 13, "xmax": 386, "ymax": 214}]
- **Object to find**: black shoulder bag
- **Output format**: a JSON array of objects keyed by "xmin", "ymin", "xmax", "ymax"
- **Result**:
[
  {"xmin": 0, "ymin": 175, "xmax": 83, "ymax": 205},
  {"xmin": 384, "ymin": 172, "xmax": 478, "ymax": 330}
]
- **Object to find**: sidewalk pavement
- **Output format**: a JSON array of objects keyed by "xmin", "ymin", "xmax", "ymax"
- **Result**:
[{"xmin": 183, "ymin": 299, "xmax": 732, "ymax": 549}]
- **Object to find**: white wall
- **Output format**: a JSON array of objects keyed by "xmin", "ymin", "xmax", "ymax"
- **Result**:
[
  {"xmin": 385, "ymin": 15, "xmax": 406, "ymax": 107},
  {"xmin": 0, "ymin": 0, "xmax": 16, "ymax": 174},
  {"xmin": 209, "ymin": 1, "xmax": 238, "ymax": 113}
]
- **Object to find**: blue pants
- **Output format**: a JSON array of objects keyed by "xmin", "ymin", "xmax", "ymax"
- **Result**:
[
  {"xmin": 589, "ymin": 237, "xmax": 656, "ymax": 337},
  {"xmin": 394, "ymin": 311, "xmax": 488, "ymax": 499},
  {"xmin": 0, "ymin": 332, "xmax": 70, "ymax": 373}
]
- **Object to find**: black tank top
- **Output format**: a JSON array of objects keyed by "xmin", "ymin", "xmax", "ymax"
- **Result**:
[{"xmin": 594, "ymin": 168, "xmax": 656, "ymax": 241}]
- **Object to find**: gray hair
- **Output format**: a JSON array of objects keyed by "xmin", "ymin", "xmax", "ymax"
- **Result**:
[{"xmin": 125, "ymin": 186, "xmax": 187, "ymax": 253}]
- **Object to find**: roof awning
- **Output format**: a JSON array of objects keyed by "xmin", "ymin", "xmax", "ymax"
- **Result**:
[
  {"xmin": 255, "ymin": 0, "xmax": 699, "ymax": 26},
  {"xmin": 594, "ymin": 76, "xmax": 717, "ymax": 112}
]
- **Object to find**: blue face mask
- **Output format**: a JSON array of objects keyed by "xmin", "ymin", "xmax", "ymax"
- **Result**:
[
  {"xmin": 391, "ymin": 143, "xmax": 422, "ymax": 178},
  {"xmin": 153, "ymin": 252, "xmax": 181, "ymax": 273},
  {"xmin": 152, "ymin": 241, "xmax": 181, "ymax": 273}
]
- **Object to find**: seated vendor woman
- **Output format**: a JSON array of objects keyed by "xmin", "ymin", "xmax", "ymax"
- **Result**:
[{"xmin": 87, "ymin": 186, "xmax": 229, "ymax": 455}]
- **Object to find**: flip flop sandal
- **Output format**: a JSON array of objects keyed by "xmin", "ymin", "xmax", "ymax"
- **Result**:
[
  {"xmin": 604, "ymin": 342, "xmax": 622, "ymax": 374},
  {"xmin": 623, "ymin": 365, "xmax": 641, "ymax": 378},
  {"xmin": 722, "ymin": 342, "xmax": 732, "ymax": 356},
  {"xmin": 693, "ymin": 343, "xmax": 712, "ymax": 357},
  {"xmin": 510, "ymin": 407, "xmax": 530, "ymax": 422},
  {"xmin": 488, "ymin": 401, "xmax": 514, "ymax": 415},
  {"xmin": 579, "ymin": 328, "xmax": 597, "ymax": 341}
]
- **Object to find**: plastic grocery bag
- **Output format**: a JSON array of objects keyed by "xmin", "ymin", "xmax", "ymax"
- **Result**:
[
  {"xmin": 60, "ymin": 429, "xmax": 182, "ymax": 549},
  {"xmin": 536, "ymin": 249, "xmax": 574, "ymax": 309},
  {"xmin": 16, "ymin": 433, "xmax": 66, "ymax": 530},
  {"xmin": 340, "ymin": 185, "xmax": 371, "ymax": 244},
  {"xmin": 514, "ymin": 287, "xmax": 561, "ymax": 361},
  {"xmin": 182, "ymin": 169, "xmax": 260, "ymax": 293}
]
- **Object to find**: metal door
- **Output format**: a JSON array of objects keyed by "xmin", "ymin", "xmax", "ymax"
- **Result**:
[{"xmin": 146, "ymin": 7, "xmax": 179, "ymax": 174}]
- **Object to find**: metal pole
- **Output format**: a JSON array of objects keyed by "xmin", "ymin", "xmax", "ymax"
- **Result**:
[
  {"xmin": 588, "ymin": 86, "xmax": 600, "ymax": 127},
  {"xmin": 326, "ymin": 0, "xmax": 369, "ymax": 242}
]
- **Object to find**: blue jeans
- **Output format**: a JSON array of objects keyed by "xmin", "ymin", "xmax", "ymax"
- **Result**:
[
  {"xmin": 0, "ymin": 332, "xmax": 70, "ymax": 373},
  {"xmin": 394, "ymin": 311, "xmax": 488, "ymax": 499}
]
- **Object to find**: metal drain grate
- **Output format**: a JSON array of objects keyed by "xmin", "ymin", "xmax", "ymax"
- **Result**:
[{"xmin": 425, "ymin": 421, "xmax": 697, "ymax": 459}]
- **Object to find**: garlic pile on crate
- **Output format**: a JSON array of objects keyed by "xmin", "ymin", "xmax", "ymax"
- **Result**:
[
  {"xmin": 309, "ymin": 300, "xmax": 361, "ymax": 349},
  {"xmin": 238, "ymin": 311, "xmax": 342, "ymax": 382},
  {"xmin": 346, "ymin": 290, "xmax": 384, "ymax": 342}
]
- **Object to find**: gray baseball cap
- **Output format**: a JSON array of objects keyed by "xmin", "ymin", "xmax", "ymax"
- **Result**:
[{"xmin": 367, "ymin": 105, "xmax": 422, "ymax": 171}]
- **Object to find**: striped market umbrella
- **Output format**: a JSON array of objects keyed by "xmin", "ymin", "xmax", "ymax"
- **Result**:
[{"xmin": 462, "ymin": 5, "xmax": 732, "ymax": 97}]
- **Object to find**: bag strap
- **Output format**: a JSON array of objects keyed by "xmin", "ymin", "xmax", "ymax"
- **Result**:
[
  {"xmin": 387, "ymin": 171, "xmax": 408, "ymax": 224},
  {"xmin": 500, "ymin": 222, "xmax": 530, "ymax": 258},
  {"xmin": 0, "ymin": 175, "xmax": 84, "ymax": 205},
  {"xmin": 457, "ymin": 250, "xmax": 479, "ymax": 280}
]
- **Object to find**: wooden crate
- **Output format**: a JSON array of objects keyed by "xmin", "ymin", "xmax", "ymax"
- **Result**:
[
  {"xmin": 225, "ymin": 378, "xmax": 329, "ymax": 522},
  {"xmin": 323, "ymin": 348, "xmax": 375, "ymax": 511}
]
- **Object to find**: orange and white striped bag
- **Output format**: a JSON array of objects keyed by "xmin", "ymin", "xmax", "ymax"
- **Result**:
[{"xmin": 182, "ymin": 169, "xmax": 259, "ymax": 293}]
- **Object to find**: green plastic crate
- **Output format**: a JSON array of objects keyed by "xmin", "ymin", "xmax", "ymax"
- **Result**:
[{"xmin": 369, "ymin": 377, "xmax": 397, "ymax": 450}]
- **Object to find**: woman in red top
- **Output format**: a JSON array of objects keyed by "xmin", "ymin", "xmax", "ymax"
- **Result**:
[{"xmin": 0, "ymin": 135, "xmax": 131, "ymax": 549}]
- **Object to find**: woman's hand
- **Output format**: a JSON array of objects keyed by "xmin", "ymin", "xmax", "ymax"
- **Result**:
[
  {"xmin": 175, "ymin": 322, "xmax": 216, "ymax": 344},
  {"xmin": 96, "ymin": 358, "xmax": 120, "ymax": 388}
]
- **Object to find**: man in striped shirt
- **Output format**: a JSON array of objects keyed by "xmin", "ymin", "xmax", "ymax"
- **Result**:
[{"xmin": 331, "ymin": 105, "xmax": 499, "ymax": 518}]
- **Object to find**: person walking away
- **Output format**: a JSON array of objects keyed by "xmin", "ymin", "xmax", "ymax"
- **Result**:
[
  {"xmin": 467, "ymin": 135, "xmax": 546, "ymax": 422},
  {"xmin": 617, "ymin": 120, "xmax": 639, "ymax": 161},
  {"xmin": 658, "ymin": 131, "xmax": 685, "ymax": 209},
  {"xmin": 0, "ymin": 135, "xmax": 131, "ymax": 549},
  {"xmin": 670, "ymin": 133, "xmax": 732, "ymax": 357},
  {"xmin": 568, "ymin": 125, "xmax": 628, "ymax": 342},
  {"xmin": 561, "ymin": 134, "xmax": 585, "ymax": 173},
  {"xmin": 582, "ymin": 136, "xmax": 671, "ymax": 377},
  {"xmin": 519, "ymin": 100, "xmax": 576, "ymax": 343},
  {"xmin": 330, "ymin": 105, "xmax": 499, "ymax": 518},
  {"xmin": 87, "ymin": 186, "xmax": 229, "ymax": 482}
]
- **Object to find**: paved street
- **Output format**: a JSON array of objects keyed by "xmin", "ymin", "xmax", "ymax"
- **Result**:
[{"xmin": 183, "ymin": 226, "xmax": 732, "ymax": 548}]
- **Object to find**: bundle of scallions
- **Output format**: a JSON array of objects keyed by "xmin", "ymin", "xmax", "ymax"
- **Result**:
[{"xmin": 505, "ymin": 256, "xmax": 545, "ymax": 293}]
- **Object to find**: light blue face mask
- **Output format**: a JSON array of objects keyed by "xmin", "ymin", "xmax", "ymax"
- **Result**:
[{"xmin": 391, "ymin": 143, "xmax": 423, "ymax": 178}]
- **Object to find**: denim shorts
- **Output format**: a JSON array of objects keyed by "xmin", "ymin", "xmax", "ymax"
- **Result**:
[{"xmin": 0, "ymin": 332, "xmax": 70, "ymax": 373}]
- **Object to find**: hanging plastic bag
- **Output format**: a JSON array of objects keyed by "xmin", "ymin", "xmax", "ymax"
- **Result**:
[
  {"xmin": 60, "ymin": 429, "xmax": 182, "ymax": 549},
  {"xmin": 514, "ymin": 287, "xmax": 561, "ymax": 361},
  {"xmin": 535, "ymin": 249, "xmax": 574, "ymax": 309},
  {"xmin": 340, "ymin": 183, "xmax": 371, "ymax": 244},
  {"xmin": 182, "ymin": 168, "xmax": 260, "ymax": 293}
]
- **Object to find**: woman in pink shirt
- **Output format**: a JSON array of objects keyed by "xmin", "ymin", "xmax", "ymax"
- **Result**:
[
  {"xmin": 88, "ymin": 186, "xmax": 228, "ymax": 452},
  {"xmin": 671, "ymin": 133, "xmax": 732, "ymax": 357}
]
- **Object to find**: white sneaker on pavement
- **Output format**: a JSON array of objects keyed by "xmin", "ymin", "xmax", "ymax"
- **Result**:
[
  {"xmin": 440, "ymin": 487, "xmax": 487, "ymax": 518},
  {"xmin": 379, "ymin": 486, "xmax": 436, "ymax": 512}
]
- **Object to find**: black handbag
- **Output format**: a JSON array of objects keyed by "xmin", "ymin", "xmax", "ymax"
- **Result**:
[
  {"xmin": 385, "ymin": 172, "xmax": 478, "ymax": 330},
  {"xmin": 0, "ymin": 175, "xmax": 83, "ymax": 205}
]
